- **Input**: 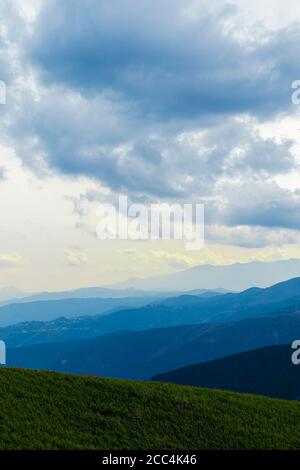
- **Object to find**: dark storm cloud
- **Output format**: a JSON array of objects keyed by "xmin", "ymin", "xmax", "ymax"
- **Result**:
[
  {"xmin": 27, "ymin": 0, "xmax": 300, "ymax": 119},
  {"xmin": 2, "ymin": 0, "xmax": 300, "ymax": 238}
]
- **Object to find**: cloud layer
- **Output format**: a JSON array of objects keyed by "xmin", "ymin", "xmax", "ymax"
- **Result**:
[{"xmin": 1, "ymin": 0, "xmax": 300, "ymax": 253}]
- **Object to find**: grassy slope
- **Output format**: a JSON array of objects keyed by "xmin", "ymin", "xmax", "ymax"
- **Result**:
[{"xmin": 0, "ymin": 367, "xmax": 300, "ymax": 450}]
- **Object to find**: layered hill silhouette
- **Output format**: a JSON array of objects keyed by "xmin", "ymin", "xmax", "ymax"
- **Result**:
[
  {"xmin": 1, "ymin": 367, "xmax": 300, "ymax": 450},
  {"xmin": 153, "ymin": 344, "xmax": 300, "ymax": 400},
  {"xmin": 0, "ymin": 286, "xmax": 174, "ymax": 307},
  {"xmin": 1, "ymin": 276, "xmax": 300, "ymax": 338},
  {"xmin": 0, "ymin": 295, "xmax": 162, "ymax": 327},
  {"xmin": 6, "ymin": 313, "xmax": 300, "ymax": 379},
  {"xmin": 0, "ymin": 278, "xmax": 300, "ymax": 346}
]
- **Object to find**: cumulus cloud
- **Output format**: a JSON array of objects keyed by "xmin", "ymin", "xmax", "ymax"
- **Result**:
[
  {"xmin": 27, "ymin": 0, "xmax": 300, "ymax": 119},
  {"xmin": 1, "ymin": 0, "xmax": 300, "ymax": 251},
  {"xmin": 209, "ymin": 180, "xmax": 300, "ymax": 231},
  {"xmin": 206, "ymin": 223, "xmax": 300, "ymax": 248}
]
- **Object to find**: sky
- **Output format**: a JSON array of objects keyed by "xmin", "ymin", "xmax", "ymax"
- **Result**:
[{"xmin": 1, "ymin": 0, "xmax": 300, "ymax": 291}]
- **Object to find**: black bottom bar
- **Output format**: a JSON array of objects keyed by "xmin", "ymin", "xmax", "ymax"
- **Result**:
[{"xmin": 0, "ymin": 450, "xmax": 298, "ymax": 466}]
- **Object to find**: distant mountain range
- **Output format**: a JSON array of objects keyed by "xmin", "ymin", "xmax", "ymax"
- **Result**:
[
  {"xmin": 0, "ymin": 295, "xmax": 165, "ymax": 327},
  {"xmin": 0, "ymin": 286, "xmax": 226, "ymax": 308},
  {"xmin": 1, "ymin": 277, "xmax": 300, "ymax": 345},
  {"xmin": 0, "ymin": 286, "xmax": 175, "ymax": 308},
  {"xmin": 1, "ymin": 258, "xmax": 300, "ymax": 312},
  {"xmin": 2, "ymin": 259, "xmax": 300, "ymax": 308},
  {"xmin": 153, "ymin": 344, "xmax": 300, "ymax": 400},
  {"xmin": 2, "ymin": 275, "xmax": 300, "ymax": 330},
  {"xmin": 6, "ymin": 312, "xmax": 300, "ymax": 379},
  {"xmin": 2, "ymin": 275, "xmax": 300, "ymax": 390},
  {"xmin": 109, "ymin": 259, "xmax": 300, "ymax": 291},
  {"xmin": 0, "ymin": 288, "xmax": 227, "ymax": 327}
]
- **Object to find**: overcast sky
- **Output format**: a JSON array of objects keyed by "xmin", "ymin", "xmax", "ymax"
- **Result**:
[{"xmin": 1, "ymin": 0, "xmax": 300, "ymax": 291}]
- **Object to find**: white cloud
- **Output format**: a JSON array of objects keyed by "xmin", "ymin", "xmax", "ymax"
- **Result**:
[
  {"xmin": 65, "ymin": 249, "xmax": 89, "ymax": 267},
  {"xmin": 0, "ymin": 253, "xmax": 26, "ymax": 267}
]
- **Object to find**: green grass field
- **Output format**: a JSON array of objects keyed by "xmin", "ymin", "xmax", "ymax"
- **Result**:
[{"xmin": 0, "ymin": 367, "xmax": 299, "ymax": 450}]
